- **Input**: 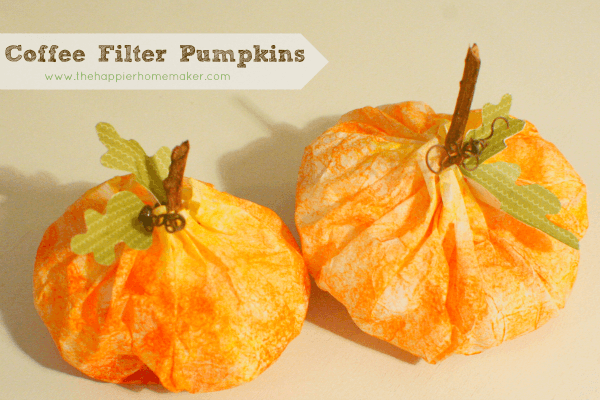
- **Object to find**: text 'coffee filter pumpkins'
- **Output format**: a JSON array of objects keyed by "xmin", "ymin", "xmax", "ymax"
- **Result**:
[
  {"xmin": 295, "ymin": 45, "xmax": 587, "ymax": 363},
  {"xmin": 34, "ymin": 123, "xmax": 310, "ymax": 393}
]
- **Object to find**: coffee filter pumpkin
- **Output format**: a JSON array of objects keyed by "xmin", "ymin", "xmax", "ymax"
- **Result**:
[
  {"xmin": 295, "ymin": 46, "xmax": 587, "ymax": 363},
  {"xmin": 34, "ymin": 124, "xmax": 310, "ymax": 392}
]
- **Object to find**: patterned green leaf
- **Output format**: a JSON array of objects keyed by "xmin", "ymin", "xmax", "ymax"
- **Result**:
[
  {"xmin": 463, "ymin": 94, "xmax": 526, "ymax": 168},
  {"xmin": 97, "ymin": 122, "xmax": 171, "ymax": 204},
  {"xmin": 71, "ymin": 191, "xmax": 153, "ymax": 265},
  {"xmin": 462, "ymin": 162, "xmax": 579, "ymax": 249}
]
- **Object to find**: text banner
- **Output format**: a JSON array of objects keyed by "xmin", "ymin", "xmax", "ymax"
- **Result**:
[{"xmin": 0, "ymin": 34, "xmax": 328, "ymax": 90}]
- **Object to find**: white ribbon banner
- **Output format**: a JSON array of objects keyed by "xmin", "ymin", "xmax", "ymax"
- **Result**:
[{"xmin": 0, "ymin": 34, "xmax": 328, "ymax": 90}]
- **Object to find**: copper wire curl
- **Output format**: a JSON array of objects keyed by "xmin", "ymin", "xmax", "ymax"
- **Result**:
[
  {"xmin": 426, "ymin": 116, "xmax": 509, "ymax": 174},
  {"xmin": 138, "ymin": 204, "xmax": 186, "ymax": 233}
]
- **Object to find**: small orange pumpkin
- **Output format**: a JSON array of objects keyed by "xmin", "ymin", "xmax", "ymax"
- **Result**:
[
  {"xmin": 295, "ymin": 49, "xmax": 587, "ymax": 363},
  {"xmin": 34, "ymin": 126, "xmax": 309, "ymax": 392}
]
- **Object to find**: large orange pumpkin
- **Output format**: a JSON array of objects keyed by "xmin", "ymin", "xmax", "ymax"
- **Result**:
[
  {"xmin": 295, "ymin": 101, "xmax": 587, "ymax": 363},
  {"xmin": 34, "ymin": 140, "xmax": 309, "ymax": 392}
]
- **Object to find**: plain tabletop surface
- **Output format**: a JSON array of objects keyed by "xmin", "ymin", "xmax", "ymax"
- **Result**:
[{"xmin": 1, "ymin": 1, "xmax": 599, "ymax": 399}]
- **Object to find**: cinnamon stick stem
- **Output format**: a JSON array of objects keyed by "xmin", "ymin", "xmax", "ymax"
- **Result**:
[
  {"xmin": 163, "ymin": 141, "xmax": 190, "ymax": 212},
  {"xmin": 445, "ymin": 44, "xmax": 481, "ymax": 149}
]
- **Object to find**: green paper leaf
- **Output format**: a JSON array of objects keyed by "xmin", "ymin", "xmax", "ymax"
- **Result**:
[
  {"xmin": 71, "ymin": 191, "xmax": 153, "ymax": 266},
  {"xmin": 462, "ymin": 162, "xmax": 579, "ymax": 249},
  {"xmin": 97, "ymin": 122, "xmax": 171, "ymax": 204},
  {"xmin": 463, "ymin": 94, "xmax": 526, "ymax": 167}
]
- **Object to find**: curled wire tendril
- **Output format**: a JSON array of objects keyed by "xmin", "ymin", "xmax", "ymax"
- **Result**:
[
  {"xmin": 426, "ymin": 116, "xmax": 509, "ymax": 174},
  {"xmin": 138, "ymin": 204, "xmax": 186, "ymax": 233}
]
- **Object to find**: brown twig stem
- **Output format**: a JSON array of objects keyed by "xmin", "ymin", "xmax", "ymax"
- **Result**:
[
  {"xmin": 163, "ymin": 141, "xmax": 190, "ymax": 212},
  {"xmin": 444, "ymin": 44, "xmax": 481, "ymax": 153}
]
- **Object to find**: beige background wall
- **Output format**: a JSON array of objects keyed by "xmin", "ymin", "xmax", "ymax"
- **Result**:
[{"xmin": 1, "ymin": 1, "xmax": 599, "ymax": 399}]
